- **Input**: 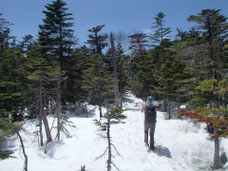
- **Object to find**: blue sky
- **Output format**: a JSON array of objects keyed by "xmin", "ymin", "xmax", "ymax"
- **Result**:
[{"xmin": 1, "ymin": 0, "xmax": 228, "ymax": 45}]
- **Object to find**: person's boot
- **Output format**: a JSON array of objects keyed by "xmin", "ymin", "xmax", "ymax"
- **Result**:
[
  {"xmin": 150, "ymin": 137, "xmax": 155, "ymax": 150},
  {"xmin": 144, "ymin": 131, "xmax": 148, "ymax": 146}
]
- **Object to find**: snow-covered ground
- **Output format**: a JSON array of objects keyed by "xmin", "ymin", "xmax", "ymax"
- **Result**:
[{"xmin": 1, "ymin": 93, "xmax": 228, "ymax": 171}]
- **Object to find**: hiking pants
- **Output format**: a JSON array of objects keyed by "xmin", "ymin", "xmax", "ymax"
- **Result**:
[{"xmin": 144, "ymin": 121, "xmax": 156, "ymax": 148}]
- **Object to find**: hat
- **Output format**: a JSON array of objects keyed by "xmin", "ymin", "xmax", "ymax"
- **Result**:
[{"xmin": 147, "ymin": 96, "xmax": 153, "ymax": 101}]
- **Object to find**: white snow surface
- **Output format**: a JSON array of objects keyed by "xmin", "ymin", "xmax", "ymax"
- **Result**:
[{"xmin": 1, "ymin": 93, "xmax": 228, "ymax": 171}]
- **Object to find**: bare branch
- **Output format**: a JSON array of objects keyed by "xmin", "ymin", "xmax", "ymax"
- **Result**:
[
  {"xmin": 16, "ymin": 130, "xmax": 28, "ymax": 171},
  {"xmin": 111, "ymin": 143, "xmax": 122, "ymax": 158},
  {"xmin": 95, "ymin": 147, "xmax": 108, "ymax": 161},
  {"xmin": 111, "ymin": 161, "xmax": 121, "ymax": 171}
]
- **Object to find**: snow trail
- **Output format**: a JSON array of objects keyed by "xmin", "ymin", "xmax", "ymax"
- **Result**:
[{"xmin": 1, "ymin": 92, "xmax": 228, "ymax": 171}]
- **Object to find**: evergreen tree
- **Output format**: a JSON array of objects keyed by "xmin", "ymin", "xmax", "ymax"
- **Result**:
[
  {"xmin": 150, "ymin": 12, "xmax": 171, "ymax": 67},
  {"xmin": 64, "ymin": 50, "xmax": 87, "ymax": 107},
  {"xmin": 187, "ymin": 9, "xmax": 228, "ymax": 80},
  {"xmin": 94, "ymin": 108, "xmax": 126, "ymax": 171},
  {"xmin": 24, "ymin": 42, "xmax": 61, "ymax": 146},
  {"xmin": 38, "ymin": 0, "xmax": 75, "ymax": 139},
  {"xmin": 127, "ymin": 32, "xmax": 148, "ymax": 84},
  {"xmin": 0, "ymin": 13, "xmax": 11, "ymax": 52},
  {"xmin": 114, "ymin": 43, "xmax": 128, "ymax": 106},
  {"xmin": 86, "ymin": 25, "xmax": 108, "ymax": 55},
  {"xmin": 82, "ymin": 54, "xmax": 114, "ymax": 118},
  {"xmin": 38, "ymin": 0, "xmax": 75, "ymax": 67},
  {"xmin": 153, "ymin": 40, "xmax": 184, "ymax": 118},
  {"xmin": 0, "ymin": 14, "xmax": 26, "ymax": 159},
  {"xmin": 132, "ymin": 50, "xmax": 157, "ymax": 100},
  {"xmin": 38, "ymin": 0, "xmax": 75, "ymax": 99},
  {"xmin": 150, "ymin": 12, "xmax": 171, "ymax": 45},
  {"xmin": 149, "ymin": 12, "xmax": 172, "ymax": 111},
  {"xmin": 170, "ymin": 31, "xmax": 202, "ymax": 108},
  {"xmin": 128, "ymin": 33, "xmax": 148, "ymax": 59}
]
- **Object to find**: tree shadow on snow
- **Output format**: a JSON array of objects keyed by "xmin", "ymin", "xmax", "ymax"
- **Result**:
[
  {"xmin": 123, "ymin": 98, "xmax": 135, "ymax": 104},
  {"xmin": 76, "ymin": 106, "xmax": 96, "ymax": 118},
  {"xmin": 44, "ymin": 140, "xmax": 65, "ymax": 159},
  {"xmin": 154, "ymin": 145, "xmax": 172, "ymax": 158},
  {"xmin": 63, "ymin": 107, "xmax": 97, "ymax": 118},
  {"xmin": 221, "ymin": 165, "xmax": 228, "ymax": 171}
]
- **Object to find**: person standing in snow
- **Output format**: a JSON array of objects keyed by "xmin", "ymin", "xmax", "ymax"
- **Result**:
[{"xmin": 141, "ymin": 96, "xmax": 157, "ymax": 150}]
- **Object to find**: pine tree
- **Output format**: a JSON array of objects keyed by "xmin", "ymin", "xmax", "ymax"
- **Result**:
[
  {"xmin": 63, "ymin": 51, "xmax": 86, "ymax": 107},
  {"xmin": 38, "ymin": 0, "xmax": 75, "ymax": 67},
  {"xmin": 149, "ymin": 12, "xmax": 172, "ymax": 111},
  {"xmin": 153, "ymin": 40, "xmax": 184, "ymax": 118},
  {"xmin": 133, "ymin": 51, "xmax": 157, "ymax": 100},
  {"xmin": 150, "ymin": 12, "xmax": 171, "ymax": 46},
  {"xmin": 0, "ymin": 14, "xmax": 26, "ymax": 159},
  {"xmin": 38, "ymin": 0, "xmax": 75, "ymax": 139},
  {"xmin": 150, "ymin": 12, "xmax": 171, "ymax": 69},
  {"xmin": 128, "ymin": 33, "xmax": 148, "ymax": 59},
  {"xmin": 170, "ymin": 32, "xmax": 201, "ymax": 109},
  {"xmin": 187, "ymin": 9, "xmax": 228, "ymax": 80},
  {"xmin": 24, "ymin": 42, "xmax": 61, "ymax": 146},
  {"xmin": 82, "ymin": 54, "xmax": 114, "ymax": 118},
  {"xmin": 86, "ymin": 25, "xmax": 108, "ymax": 55},
  {"xmin": 127, "ymin": 32, "xmax": 148, "ymax": 85}
]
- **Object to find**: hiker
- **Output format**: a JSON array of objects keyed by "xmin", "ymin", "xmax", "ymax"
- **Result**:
[{"xmin": 141, "ymin": 96, "xmax": 157, "ymax": 150}]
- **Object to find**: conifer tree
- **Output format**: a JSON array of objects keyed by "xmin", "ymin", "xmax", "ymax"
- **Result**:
[
  {"xmin": 149, "ymin": 12, "xmax": 172, "ymax": 111},
  {"xmin": 128, "ymin": 33, "xmax": 148, "ymax": 59},
  {"xmin": 86, "ymin": 25, "xmax": 108, "ymax": 55},
  {"xmin": 24, "ymin": 42, "xmax": 61, "ymax": 146},
  {"xmin": 38, "ymin": 0, "xmax": 75, "ymax": 139},
  {"xmin": 82, "ymin": 54, "xmax": 114, "ymax": 118},
  {"xmin": 133, "ymin": 51, "xmax": 157, "ymax": 100},
  {"xmin": 150, "ymin": 12, "xmax": 171, "ymax": 47},
  {"xmin": 187, "ymin": 9, "xmax": 228, "ymax": 80},
  {"xmin": 38, "ymin": 0, "xmax": 75, "ymax": 67},
  {"xmin": 0, "ymin": 14, "xmax": 26, "ymax": 159},
  {"xmin": 94, "ymin": 108, "xmax": 126, "ymax": 171},
  {"xmin": 154, "ymin": 43, "xmax": 183, "ymax": 118},
  {"xmin": 127, "ymin": 32, "xmax": 148, "ymax": 86},
  {"xmin": 150, "ymin": 11, "xmax": 171, "ymax": 72}
]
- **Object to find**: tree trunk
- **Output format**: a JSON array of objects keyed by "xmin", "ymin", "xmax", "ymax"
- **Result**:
[
  {"xmin": 110, "ymin": 32, "xmax": 120, "ymax": 108},
  {"xmin": 107, "ymin": 116, "xmax": 111, "ymax": 171},
  {"xmin": 168, "ymin": 101, "xmax": 171, "ymax": 119},
  {"xmin": 42, "ymin": 111, "xmax": 52, "ymax": 143},
  {"xmin": 177, "ymin": 94, "xmax": 181, "ymax": 119},
  {"xmin": 39, "ymin": 82, "xmax": 44, "ymax": 147},
  {"xmin": 224, "ymin": 94, "xmax": 228, "ymax": 108},
  {"xmin": 85, "ymin": 103, "xmax": 88, "ymax": 118},
  {"xmin": 56, "ymin": 76, "xmax": 61, "ymax": 140},
  {"xmin": 164, "ymin": 99, "xmax": 167, "ymax": 112},
  {"xmin": 16, "ymin": 130, "xmax": 28, "ymax": 171},
  {"xmin": 99, "ymin": 104, "xmax": 102, "ymax": 118},
  {"xmin": 213, "ymin": 129, "xmax": 221, "ymax": 170}
]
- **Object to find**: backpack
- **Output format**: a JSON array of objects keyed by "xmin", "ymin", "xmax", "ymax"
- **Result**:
[{"xmin": 145, "ymin": 104, "xmax": 156, "ymax": 123}]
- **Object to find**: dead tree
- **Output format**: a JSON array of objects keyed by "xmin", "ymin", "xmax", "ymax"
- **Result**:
[
  {"xmin": 110, "ymin": 32, "xmax": 120, "ymax": 108},
  {"xmin": 16, "ymin": 129, "xmax": 28, "ymax": 171}
]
